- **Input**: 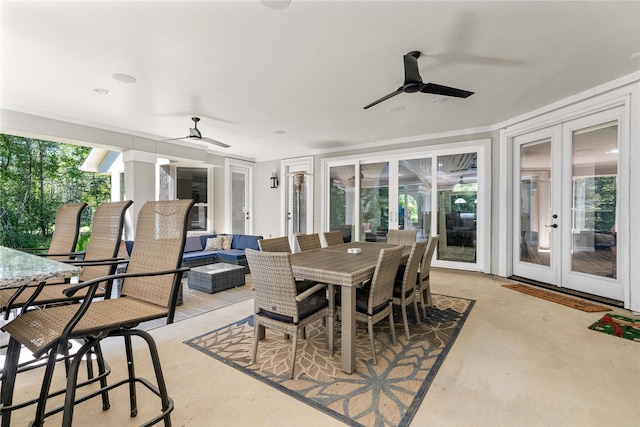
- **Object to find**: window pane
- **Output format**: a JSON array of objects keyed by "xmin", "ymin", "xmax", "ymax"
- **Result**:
[
  {"xmin": 360, "ymin": 162, "xmax": 389, "ymax": 242},
  {"xmin": 436, "ymin": 153, "xmax": 477, "ymax": 263},
  {"xmin": 329, "ymin": 165, "xmax": 355, "ymax": 243},
  {"xmin": 571, "ymin": 122, "xmax": 618, "ymax": 278},
  {"xmin": 177, "ymin": 167, "xmax": 208, "ymax": 231},
  {"xmin": 520, "ymin": 140, "xmax": 552, "ymax": 266},
  {"xmin": 399, "ymin": 158, "xmax": 432, "ymax": 241}
]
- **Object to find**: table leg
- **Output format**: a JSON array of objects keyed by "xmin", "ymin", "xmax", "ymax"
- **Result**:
[
  {"xmin": 327, "ymin": 284, "xmax": 335, "ymax": 355},
  {"xmin": 341, "ymin": 285, "xmax": 356, "ymax": 374}
]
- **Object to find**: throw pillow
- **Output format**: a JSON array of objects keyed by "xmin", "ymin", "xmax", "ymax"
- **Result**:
[
  {"xmin": 204, "ymin": 237, "xmax": 223, "ymax": 251},
  {"xmin": 220, "ymin": 235, "xmax": 233, "ymax": 250}
]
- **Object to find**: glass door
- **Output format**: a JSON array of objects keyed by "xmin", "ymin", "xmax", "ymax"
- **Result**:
[
  {"xmin": 561, "ymin": 111, "xmax": 622, "ymax": 300},
  {"xmin": 512, "ymin": 108, "xmax": 623, "ymax": 301},
  {"xmin": 231, "ymin": 167, "xmax": 250, "ymax": 234},
  {"xmin": 225, "ymin": 158, "xmax": 253, "ymax": 235},
  {"xmin": 513, "ymin": 128, "xmax": 560, "ymax": 285}
]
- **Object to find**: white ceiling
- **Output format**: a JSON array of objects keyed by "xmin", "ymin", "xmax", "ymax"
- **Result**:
[{"xmin": 1, "ymin": 1, "xmax": 639, "ymax": 161}]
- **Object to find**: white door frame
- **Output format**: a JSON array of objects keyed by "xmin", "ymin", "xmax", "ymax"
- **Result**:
[
  {"xmin": 280, "ymin": 156, "xmax": 314, "ymax": 245},
  {"xmin": 224, "ymin": 158, "xmax": 254, "ymax": 234},
  {"xmin": 500, "ymin": 90, "xmax": 632, "ymax": 305}
]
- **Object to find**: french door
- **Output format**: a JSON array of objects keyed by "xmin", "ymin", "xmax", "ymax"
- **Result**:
[
  {"xmin": 225, "ymin": 159, "xmax": 253, "ymax": 234},
  {"xmin": 512, "ymin": 108, "xmax": 623, "ymax": 300}
]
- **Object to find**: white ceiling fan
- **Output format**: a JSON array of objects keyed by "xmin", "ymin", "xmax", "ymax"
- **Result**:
[{"xmin": 165, "ymin": 117, "xmax": 229, "ymax": 148}]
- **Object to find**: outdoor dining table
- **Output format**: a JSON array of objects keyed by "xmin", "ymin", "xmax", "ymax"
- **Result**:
[
  {"xmin": 0, "ymin": 245, "xmax": 81, "ymax": 295},
  {"xmin": 289, "ymin": 241, "xmax": 410, "ymax": 374}
]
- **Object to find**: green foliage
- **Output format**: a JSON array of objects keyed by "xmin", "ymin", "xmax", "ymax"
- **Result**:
[{"xmin": 0, "ymin": 134, "xmax": 111, "ymax": 249}]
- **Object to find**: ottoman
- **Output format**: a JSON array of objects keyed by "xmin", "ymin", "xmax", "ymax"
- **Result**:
[{"xmin": 188, "ymin": 263, "xmax": 246, "ymax": 294}]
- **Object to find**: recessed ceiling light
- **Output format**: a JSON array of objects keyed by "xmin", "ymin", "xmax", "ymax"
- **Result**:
[
  {"xmin": 94, "ymin": 88, "xmax": 111, "ymax": 95},
  {"xmin": 260, "ymin": 0, "xmax": 291, "ymax": 10},
  {"xmin": 112, "ymin": 73, "xmax": 137, "ymax": 84},
  {"xmin": 274, "ymin": 130, "xmax": 286, "ymax": 135},
  {"xmin": 387, "ymin": 106, "xmax": 405, "ymax": 113}
]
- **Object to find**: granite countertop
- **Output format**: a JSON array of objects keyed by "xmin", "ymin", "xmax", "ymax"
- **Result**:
[{"xmin": 0, "ymin": 246, "xmax": 81, "ymax": 289}]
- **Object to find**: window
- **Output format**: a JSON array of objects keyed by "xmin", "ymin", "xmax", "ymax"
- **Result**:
[{"xmin": 177, "ymin": 167, "xmax": 208, "ymax": 231}]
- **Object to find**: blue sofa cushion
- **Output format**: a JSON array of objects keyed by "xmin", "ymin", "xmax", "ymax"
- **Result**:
[
  {"xmin": 184, "ymin": 236, "xmax": 204, "ymax": 253},
  {"xmin": 217, "ymin": 249, "xmax": 246, "ymax": 262},
  {"xmin": 233, "ymin": 234, "xmax": 262, "ymax": 251}
]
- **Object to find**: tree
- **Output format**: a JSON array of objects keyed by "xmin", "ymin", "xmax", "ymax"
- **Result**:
[{"xmin": 0, "ymin": 134, "xmax": 111, "ymax": 248}]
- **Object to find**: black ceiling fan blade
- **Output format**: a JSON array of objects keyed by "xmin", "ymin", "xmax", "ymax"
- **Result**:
[
  {"xmin": 420, "ymin": 82, "xmax": 474, "ymax": 98},
  {"xmin": 403, "ymin": 51, "xmax": 423, "ymax": 84},
  {"xmin": 363, "ymin": 88, "xmax": 403, "ymax": 110}
]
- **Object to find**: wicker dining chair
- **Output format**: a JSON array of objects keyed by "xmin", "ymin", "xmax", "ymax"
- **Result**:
[
  {"xmin": 336, "ymin": 245, "xmax": 404, "ymax": 365},
  {"xmin": 392, "ymin": 240, "xmax": 427, "ymax": 340},
  {"xmin": 387, "ymin": 229, "xmax": 417, "ymax": 244},
  {"xmin": 1, "ymin": 200, "xmax": 132, "ymax": 315},
  {"xmin": 295, "ymin": 233, "xmax": 321, "ymax": 252},
  {"xmin": 0, "ymin": 199, "xmax": 194, "ymax": 427},
  {"xmin": 258, "ymin": 236, "xmax": 292, "ymax": 253},
  {"xmin": 323, "ymin": 231, "xmax": 344, "ymax": 247},
  {"xmin": 416, "ymin": 235, "xmax": 440, "ymax": 317},
  {"xmin": 245, "ymin": 249, "xmax": 334, "ymax": 379}
]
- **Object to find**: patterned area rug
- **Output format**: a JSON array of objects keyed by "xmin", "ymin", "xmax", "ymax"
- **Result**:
[
  {"xmin": 185, "ymin": 294, "xmax": 474, "ymax": 427},
  {"xmin": 589, "ymin": 314, "xmax": 640, "ymax": 342},
  {"xmin": 502, "ymin": 284, "xmax": 611, "ymax": 312}
]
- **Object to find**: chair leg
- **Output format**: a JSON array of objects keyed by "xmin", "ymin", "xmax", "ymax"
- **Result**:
[
  {"xmin": 412, "ymin": 299, "xmax": 421, "ymax": 325},
  {"xmin": 388, "ymin": 305, "xmax": 397, "ymax": 346},
  {"xmin": 0, "ymin": 336, "xmax": 22, "ymax": 427},
  {"xmin": 124, "ymin": 334, "xmax": 138, "ymax": 418},
  {"xmin": 61, "ymin": 338, "xmax": 98, "ymax": 426},
  {"xmin": 252, "ymin": 319, "xmax": 260, "ymax": 364},
  {"xmin": 92, "ymin": 342, "xmax": 111, "ymax": 410},
  {"xmin": 128, "ymin": 329, "xmax": 173, "ymax": 426},
  {"xmin": 417, "ymin": 286, "xmax": 427, "ymax": 319},
  {"xmin": 367, "ymin": 319, "xmax": 377, "ymax": 365},
  {"xmin": 401, "ymin": 304, "xmax": 411, "ymax": 341},
  {"xmin": 32, "ymin": 343, "xmax": 63, "ymax": 427},
  {"xmin": 289, "ymin": 333, "xmax": 298, "ymax": 379}
]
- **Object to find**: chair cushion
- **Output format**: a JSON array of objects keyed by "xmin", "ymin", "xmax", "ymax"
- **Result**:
[
  {"xmin": 262, "ymin": 288, "xmax": 328, "ymax": 323},
  {"xmin": 335, "ymin": 284, "xmax": 388, "ymax": 315},
  {"xmin": 216, "ymin": 249, "xmax": 246, "ymax": 261},
  {"xmin": 393, "ymin": 279, "xmax": 415, "ymax": 299},
  {"xmin": 184, "ymin": 236, "xmax": 204, "ymax": 253}
]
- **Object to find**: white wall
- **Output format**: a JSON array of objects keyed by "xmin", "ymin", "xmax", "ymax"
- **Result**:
[{"xmin": 253, "ymin": 160, "xmax": 282, "ymax": 239}]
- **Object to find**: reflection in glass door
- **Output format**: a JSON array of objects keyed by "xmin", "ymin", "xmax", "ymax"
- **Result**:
[
  {"xmin": 519, "ymin": 140, "xmax": 552, "ymax": 268},
  {"xmin": 562, "ymin": 115, "xmax": 621, "ymax": 300},
  {"xmin": 436, "ymin": 153, "xmax": 478, "ymax": 263},
  {"xmin": 398, "ymin": 158, "xmax": 432, "ymax": 241},
  {"xmin": 328, "ymin": 165, "xmax": 355, "ymax": 243},
  {"xmin": 231, "ymin": 169, "xmax": 249, "ymax": 234},
  {"xmin": 360, "ymin": 162, "xmax": 389, "ymax": 242}
]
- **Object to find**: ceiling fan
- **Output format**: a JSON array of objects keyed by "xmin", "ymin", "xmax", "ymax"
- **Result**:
[
  {"xmin": 165, "ymin": 117, "xmax": 229, "ymax": 148},
  {"xmin": 363, "ymin": 51, "xmax": 474, "ymax": 110}
]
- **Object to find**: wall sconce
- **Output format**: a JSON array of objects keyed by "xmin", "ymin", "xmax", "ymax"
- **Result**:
[{"xmin": 270, "ymin": 172, "xmax": 279, "ymax": 189}]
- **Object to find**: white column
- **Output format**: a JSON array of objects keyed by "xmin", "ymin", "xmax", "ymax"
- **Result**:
[{"xmin": 122, "ymin": 150, "xmax": 157, "ymax": 240}]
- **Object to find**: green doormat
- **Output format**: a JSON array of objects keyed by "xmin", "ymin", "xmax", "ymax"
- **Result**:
[{"xmin": 588, "ymin": 314, "xmax": 640, "ymax": 342}]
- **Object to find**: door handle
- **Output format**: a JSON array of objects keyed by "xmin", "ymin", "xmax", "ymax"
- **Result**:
[{"xmin": 545, "ymin": 224, "xmax": 558, "ymax": 228}]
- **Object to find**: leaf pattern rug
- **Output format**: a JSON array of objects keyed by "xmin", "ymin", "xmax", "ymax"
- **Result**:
[{"xmin": 184, "ymin": 294, "xmax": 474, "ymax": 427}]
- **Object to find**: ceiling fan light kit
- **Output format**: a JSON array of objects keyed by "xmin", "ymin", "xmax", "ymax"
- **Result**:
[{"xmin": 364, "ymin": 51, "xmax": 474, "ymax": 110}]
